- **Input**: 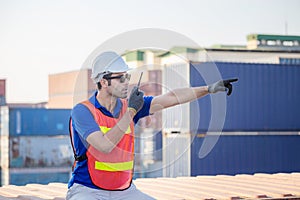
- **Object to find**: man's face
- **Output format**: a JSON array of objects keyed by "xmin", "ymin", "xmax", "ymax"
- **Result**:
[{"xmin": 106, "ymin": 72, "xmax": 131, "ymax": 99}]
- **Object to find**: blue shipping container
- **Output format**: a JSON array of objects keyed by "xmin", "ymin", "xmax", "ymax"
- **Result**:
[
  {"xmin": 191, "ymin": 135, "xmax": 300, "ymax": 175},
  {"xmin": 190, "ymin": 62, "xmax": 300, "ymax": 131},
  {"xmin": 9, "ymin": 108, "xmax": 71, "ymax": 136}
]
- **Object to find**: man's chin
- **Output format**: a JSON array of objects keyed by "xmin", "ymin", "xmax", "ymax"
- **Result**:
[{"xmin": 120, "ymin": 94, "xmax": 128, "ymax": 99}]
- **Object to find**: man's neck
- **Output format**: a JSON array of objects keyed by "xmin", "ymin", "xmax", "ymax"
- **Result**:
[{"xmin": 96, "ymin": 90, "xmax": 117, "ymax": 114}]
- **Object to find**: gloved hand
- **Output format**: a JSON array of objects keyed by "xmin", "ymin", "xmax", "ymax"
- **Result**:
[
  {"xmin": 208, "ymin": 78, "xmax": 238, "ymax": 96},
  {"xmin": 128, "ymin": 86, "xmax": 144, "ymax": 114}
]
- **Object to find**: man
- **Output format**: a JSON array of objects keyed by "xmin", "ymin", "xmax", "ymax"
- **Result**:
[{"xmin": 66, "ymin": 51, "xmax": 237, "ymax": 200}]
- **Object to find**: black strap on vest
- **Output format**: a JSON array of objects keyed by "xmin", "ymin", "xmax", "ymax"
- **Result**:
[
  {"xmin": 69, "ymin": 117, "xmax": 87, "ymax": 170},
  {"xmin": 74, "ymin": 154, "xmax": 87, "ymax": 161}
]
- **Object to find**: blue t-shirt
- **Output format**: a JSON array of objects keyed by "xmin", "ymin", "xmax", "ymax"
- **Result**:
[{"xmin": 68, "ymin": 91, "xmax": 153, "ymax": 189}]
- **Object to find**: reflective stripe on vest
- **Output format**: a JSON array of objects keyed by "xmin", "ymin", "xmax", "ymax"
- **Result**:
[
  {"xmin": 99, "ymin": 126, "xmax": 131, "ymax": 135},
  {"xmin": 95, "ymin": 160, "xmax": 134, "ymax": 171}
]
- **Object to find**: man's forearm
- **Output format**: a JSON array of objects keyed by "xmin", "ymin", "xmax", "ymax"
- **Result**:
[
  {"xmin": 170, "ymin": 86, "xmax": 209, "ymax": 105},
  {"xmin": 87, "ymin": 109, "xmax": 135, "ymax": 153},
  {"xmin": 150, "ymin": 86, "xmax": 209, "ymax": 113}
]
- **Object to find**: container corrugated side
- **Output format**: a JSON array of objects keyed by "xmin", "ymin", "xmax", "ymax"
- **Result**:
[
  {"xmin": 190, "ymin": 62, "xmax": 300, "ymax": 131},
  {"xmin": 9, "ymin": 108, "xmax": 71, "ymax": 136}
]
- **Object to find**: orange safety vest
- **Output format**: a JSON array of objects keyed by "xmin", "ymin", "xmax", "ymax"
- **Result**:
[{"xmin": 70, "ymin": 99, "xmax": 135, "ymax": 190}]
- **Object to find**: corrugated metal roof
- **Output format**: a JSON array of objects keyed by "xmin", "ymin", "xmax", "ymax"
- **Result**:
[{"xmin": 0, "ymin": 173, "xmax": 299, "ymax": 200}]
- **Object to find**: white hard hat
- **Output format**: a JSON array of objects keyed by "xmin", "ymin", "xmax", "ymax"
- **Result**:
[{"xmin": 91, "ymin": 51, "xmax": 131, "ymax": 83}]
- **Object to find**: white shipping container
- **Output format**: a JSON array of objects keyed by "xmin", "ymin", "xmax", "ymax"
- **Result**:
[
  {"xmin": 10, "ymin": 136, "xmax": 73, "ymax": 168},
  {"xmin": 163, "ymin": 133, "xmax": 190, "ymax": 177},
  {"xmin": 162, "ymin": 63, "xmax": 190, "ymax": 133}
]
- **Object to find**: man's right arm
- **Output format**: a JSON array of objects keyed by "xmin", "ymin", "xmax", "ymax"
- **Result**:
[
  {"xmin": 86, "ymin": 109, "xmax": 135, "ymax": 154},
  {"xmin": 86, "ymin": 86, "xmax": 144, "ymax": 154}
]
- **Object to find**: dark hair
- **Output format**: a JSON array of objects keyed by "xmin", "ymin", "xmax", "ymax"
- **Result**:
[
  {"xmin": 97, "ymin": 73, "xmax": 112, "ymax": 90},
  {"xmin": 97, "ymin": 82, "xmax": 102, "ymax": 90}
]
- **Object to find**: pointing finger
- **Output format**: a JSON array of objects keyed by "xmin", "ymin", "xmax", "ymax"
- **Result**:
[
  {"xmin": 227, "ymin": 78, "xmax": 238, "ymax": 83},
  {"xmin": 226, "ymin": 84, "xmax": 233, "ymax": 96}
]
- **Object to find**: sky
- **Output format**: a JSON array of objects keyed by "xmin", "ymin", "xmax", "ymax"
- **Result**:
[{"xmin": 0, "ymin": 0, "xmax": 300, "ymax": 103}]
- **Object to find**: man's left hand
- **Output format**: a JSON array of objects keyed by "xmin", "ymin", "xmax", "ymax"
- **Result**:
[{"xmin": 208, "ymin": 78, "xmax": 238, "ymax": 96}]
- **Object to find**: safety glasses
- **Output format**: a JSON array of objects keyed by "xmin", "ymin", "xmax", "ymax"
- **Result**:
[{"xmin": 105, "ymin": 73, "xmax": 131, "ymax": 83}]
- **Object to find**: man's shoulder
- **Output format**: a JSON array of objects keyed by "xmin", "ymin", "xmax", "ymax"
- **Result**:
[{"xmin": 71, "ymin": 101, "xmax": 92, "ymax": 116}]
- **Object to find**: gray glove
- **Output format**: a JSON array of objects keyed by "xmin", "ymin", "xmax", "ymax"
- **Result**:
[
  {"xmin": 208, "ymin": 78, "xmax": 238, "ymax": 96},
  {"xmin": 128, "ymin": 86, "xmax": 144, "ymax": 113}
]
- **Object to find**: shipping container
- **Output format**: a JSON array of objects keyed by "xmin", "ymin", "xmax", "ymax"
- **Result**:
[
  {"xmin": 190, "ymin": 62, "xmax": 300, "ymax": 132},
  {"xmin": 134, "ymin": 128, "xmax": 163, "ymax": 178},
  {"xmin": 0, "ymin": 80, "xmax": 5, "ymax": 97},
  {"xmin": 0, "ymin": 106, "xmax": 9, "ymax": 186},
  {"xmin": 163, "ymin": 133, "xmax": 190, "ymax": 177},
  {"xmin": 163, "ymin": 63, "xmax": 190, "ymax": 133},
  {"xmin": 0, "ymin": 107, "xmax": 73, "ymax": 185},
  {"xmin": 9, "ymin": 108, "xmax": 71, "ymax": 136},
  {"xmin": 162, "ymin": 62, "xmax": 300, "ymax": 177},
  {"xmin": 10, "ymin": 136, "xmax": 73, "ymax": 168},
  {"xmin": 0, "ymin": 96, "xmax": 6, "ymax": 106},
  {"xmin": 191, "ymin": 134, "xmax": 300, "ymax": 175}
]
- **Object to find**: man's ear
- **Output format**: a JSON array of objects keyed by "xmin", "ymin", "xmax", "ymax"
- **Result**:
[{"xmin": 100, "ymin": 79, "xmax": 108, "ymax": 88}]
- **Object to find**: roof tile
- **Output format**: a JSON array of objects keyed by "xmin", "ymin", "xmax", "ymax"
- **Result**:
[{"xmin": 0, "ymin": 173, "xmax": 299, "ymax": 200}]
